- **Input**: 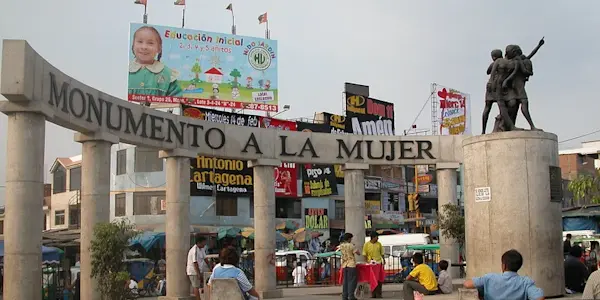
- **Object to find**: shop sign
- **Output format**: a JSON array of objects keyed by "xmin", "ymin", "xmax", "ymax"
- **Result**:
[
  {"xmin": 365, "ymin": 215, "xmax": 372, "ymax": 229},
  {"xmin": 305, "ymin": 208, "xmax": 329, "ymax": 229},
  {"xmin": 365, "ymin": 176, "xmax": 382, "ymax": 191},
  {"xmin": 302, "ymin": 164, "xmax": 338, "ymax": 197},
  {"xmin": 415, "ymin": 174, "xmax": 433, "ymax": 185}
]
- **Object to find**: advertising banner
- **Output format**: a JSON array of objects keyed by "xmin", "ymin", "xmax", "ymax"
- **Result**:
[
  {"xmin": 296, "ymin": 122, "xmax": 337, "ymax": 197},
  {"xmin": 304, "ymin": 208, "xmax": 329, "ymax": 230},
  {"xmin": 128, "ymin": 23, "xmax": 278, "ymax": 112},
  {"xmin": 182, "ymin": 105, "xmax": 256, "ymax": 196},
  {"xmin": 321, "ymin": 113, "xmax": 347, "ymax": 184},
  {"xmin": 435, "ymin": 85, "xmax": 471, "ymax": 135},
  {"xmin": 260, "ymin": 117, "xmax": 298, "ymax": 197},
  {"xmin": 301, "ymin": 164, "xmax": 338, "ymax": 197},
  {"xmin": 345, "ymin": 93, "xmax": 395, "ymax": 135}
]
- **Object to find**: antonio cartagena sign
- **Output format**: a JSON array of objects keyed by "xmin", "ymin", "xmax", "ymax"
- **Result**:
[
  {"xmin": 183, "ymin": 105, "xmax": 255, "ymax": 196},
  {"xmin": 18, "ymin": 62, "xmax": 463, "ymax": 166}
]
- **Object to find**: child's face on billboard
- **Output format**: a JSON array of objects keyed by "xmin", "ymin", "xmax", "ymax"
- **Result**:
[{"xmin": 133, "ymin": 29, "xmax": 160, "ymax": 64}]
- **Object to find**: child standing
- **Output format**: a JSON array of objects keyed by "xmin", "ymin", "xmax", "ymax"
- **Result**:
[
  {"xmin": 128, "ymin": 26, "xmax": 183, "ymax": 98},
  {"xmin": 437, "ymin": 260, "xmax": 453, "ymax": 294},
  {"xmin": 292, "ymin": 261, "xmax": 307, "ymax": 287}
]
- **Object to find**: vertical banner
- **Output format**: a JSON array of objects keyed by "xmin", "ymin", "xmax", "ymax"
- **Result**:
[
  {"xmin": 296, "ymin": 122, "xmax": 338, "ymax": 197},
  {"xmin": 128, "ymin": 23, "xmax": 278, "ymax": 112},
  {"xmin": 182, "ymin": 105, "xmax": 257, "ymax": 196},
  {"xmin": 321, "ymin": 113, "xmax": 347, "ymax": 184},
  {"xmin": 435, "ymin": 85, "xmax": 471, "ymax": 135},
  {"xmin": 260, "ymin": 117, "xmax": 298, "ymax": 197},
  {"xmin": 345, "ymin": 93, "xmax": 395, "ymax": 135}
]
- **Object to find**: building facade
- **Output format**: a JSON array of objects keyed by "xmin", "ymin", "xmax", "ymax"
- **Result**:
[{"xmin": 48, "ymin": 155, "xmax": 82, "ymax": 230}]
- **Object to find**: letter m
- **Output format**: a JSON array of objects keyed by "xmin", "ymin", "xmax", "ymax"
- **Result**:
[{"xmin": 48, "ymin": 73, "xmax": 69, "ymax": 113}]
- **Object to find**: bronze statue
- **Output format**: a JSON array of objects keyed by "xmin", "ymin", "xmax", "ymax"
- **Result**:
[{"xmin": 482, "ymin": 38, "xmax": 545, "ymax": 134}]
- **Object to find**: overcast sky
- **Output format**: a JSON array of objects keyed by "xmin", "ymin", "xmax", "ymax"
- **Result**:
[{"xmin": 0, "ymin": 0, "xmax": 599, "ymax": 204}]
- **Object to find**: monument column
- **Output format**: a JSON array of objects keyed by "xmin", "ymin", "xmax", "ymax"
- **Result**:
[
  {"xmin": 249, "ymin": 159, "xmax": 283, "ymax": 299},
  {"xmin": 159, "ymin": 149, "xmax": 196, "ymax": 300},
  {"xmin": 436, "ymin": 162, "xmax": 460, "ymax": 279},
  {"xmin": 75, "ymin": 132, "xmax": 119, "ymax": 300},
  {"xmin": 463, "ymin": 131, "xmax": 563, "ymax": 297},
  {"xmin": 343, "ymin": 163, "xmax": 369, "ymax": 259},
  {"xmin": 3, "ymin": 111, "xmax": 45, "ymax": 300}
]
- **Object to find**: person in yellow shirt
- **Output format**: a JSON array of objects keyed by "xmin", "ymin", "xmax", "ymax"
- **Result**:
[
  {"xmin": 340, "ymin": 233, "xmax": 360, "ymax": 300},
  {"xmin": 403, "ymin": 252, "xmax": 438, "ymax": 300},
  {"xmin": 362, "ymin": 232, "xmax": 385, "ymax": 298}
]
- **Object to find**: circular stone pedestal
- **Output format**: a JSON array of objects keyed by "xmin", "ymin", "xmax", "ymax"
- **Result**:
[{"xmin": 462, "ymin": 131, "xmax": 564, "ymax": 297}]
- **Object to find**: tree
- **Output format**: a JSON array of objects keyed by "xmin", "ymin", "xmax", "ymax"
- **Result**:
[
  {"xmin": 568, "ymin": 168, "xmax": 600, "ymax": 204},
  {"xmin": 229, "ymin": 68, "xmax": 242, "ymax": 84},
  {"xmin": 191, "ymin": 60, "xmax": 202, "ymax": 83},
  {"xmin": 437, "ymin": 203, "xmax": 465, "ymax": 250},
  {"xmin": 91, "ymin": 219, "xmax": 139, "ymax": 300}
]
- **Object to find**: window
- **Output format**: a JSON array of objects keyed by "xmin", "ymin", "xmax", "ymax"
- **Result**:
[
  {"xmin": 335, "ymin": 200, "xmax": 345, "ymax": 219},
  {"xmin": 53, "ymin": 166, "xmax": 66, "ymax": 194},
  {"xmin": 69, "ymin": 205, "xmax": 80, "ymax": 227},
  {"xmin": 69, "ymin": 167, "xmax": 81, "ymax": 190},
  {"xmin": 134, "ymin": 147, "xmax": 163, "ymax": 173},
  {"xmin": 115, "ymin": 193, "xmax": 126, "ymax": 217},
  {"xmin": 116, "ymin": 149, "xmax": 127, "ymax": 175},
  {"xmin": 55, "ymin": 210, "xmax": 65, "ymax": 225},
  {"xmin": 133, "ymin": 191, "xmax": 166, "ymax": 215},
  {"xmin": 216, "ymin": 196, "xmax": 237, "ymax": 216},
  {"xmin": 275, "ymin": 198, "xmax": 301, "ymax": 218}
]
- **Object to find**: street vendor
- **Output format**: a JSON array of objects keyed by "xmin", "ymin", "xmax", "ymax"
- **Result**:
[{"xmin": 363, "ymin": 232, "xmax": 385, "ymax": 298}]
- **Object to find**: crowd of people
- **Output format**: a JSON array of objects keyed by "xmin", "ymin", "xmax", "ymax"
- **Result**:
[{"xmin": 563, "ymin": 233, "xmax": 600, "ymax": 299}]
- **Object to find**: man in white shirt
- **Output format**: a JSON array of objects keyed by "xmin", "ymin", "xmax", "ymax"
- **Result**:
[{"xmin": 187, "ymin": 235, "xmax": 208, "ymax": 300}]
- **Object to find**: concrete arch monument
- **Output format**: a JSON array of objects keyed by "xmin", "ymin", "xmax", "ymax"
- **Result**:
[{"xmin": 1, "ymin": 40, "xmax": 563, "ymax": 299}]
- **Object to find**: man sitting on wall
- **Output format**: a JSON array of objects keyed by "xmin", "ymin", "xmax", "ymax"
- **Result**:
[
  {"xmin": 463, "ymin": 249, "xmax": 544, "ymax": 300},
  {"xmin": 403, "ymin": 252, "xmax": 438, "ymax": 300}
]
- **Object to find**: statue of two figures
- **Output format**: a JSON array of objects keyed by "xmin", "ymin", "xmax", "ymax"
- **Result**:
[{"xmin": 482, "ymin": 37, "xmax": 545, "ymax": 134}]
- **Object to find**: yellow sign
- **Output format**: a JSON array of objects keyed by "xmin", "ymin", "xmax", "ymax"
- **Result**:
[{"xmin": 346, "ymin": 95, "xmax": 366, "ymax": 114}]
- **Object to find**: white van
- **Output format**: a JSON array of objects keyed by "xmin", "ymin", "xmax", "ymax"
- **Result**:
[{"xmin": 364, "ymin": 233, "xmax": 431, "ymax": 281}]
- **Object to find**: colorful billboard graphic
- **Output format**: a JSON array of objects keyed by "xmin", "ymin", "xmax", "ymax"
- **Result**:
[
  {"xmin": 344, "ymin": 93, "xmax": 395, "ymax": 135},
  {"xmin": 182, "ymin": 105, "xmax": 256, "ymax": 196},
  {"xmin": 259, "ymin": 117, "xmax": 298, "ymax": 197},
  {"xmin": 435, "ymin": 85, "xmax": 471, "ymax": 135},
  {"xmin": 128, "ymin": 23, "xmax": 278, "ymax": 112}
]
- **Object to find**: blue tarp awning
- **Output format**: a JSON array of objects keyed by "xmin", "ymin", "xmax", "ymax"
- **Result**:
[
  {"xmin": 129, "ymin": 232, "xmax": 165, "ymax": 252},
  {"xmin": 0, "ymin": 241, "xmax": 63, "ymax": 264}
]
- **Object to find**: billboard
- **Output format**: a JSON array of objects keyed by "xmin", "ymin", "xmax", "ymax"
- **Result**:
[
  {"xmin": 435, "ymin": 85, "xmax": 471, "ymax": 135},
  {"xmin": 345, "ymin": 93, "xmax": 395, "ymax": 135},
  {"xmin": 128, "ymin": 23, "xmax": 278, "ymax": 112},
  {"xmin": 320, "ymin": 113, "xmax": 347, "ymax": 184},
  {"xmin": 259, "ymin": 117, "xmax": 298, "ymax": 197},
  {"xmin": 297, "ymin": 120, "xmax": 338, "ymax": 197},
  {"xmin": 182, "ymin": 105, "xmax": 256, "ymax": 196}
]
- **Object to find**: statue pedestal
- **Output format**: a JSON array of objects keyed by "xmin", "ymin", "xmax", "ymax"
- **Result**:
[{"xmin": 462, "ymin": 131, "xmax": 564, "ymax": 297}]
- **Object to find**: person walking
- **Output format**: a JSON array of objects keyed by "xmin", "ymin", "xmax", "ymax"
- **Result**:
[{"xmin": 340, "ymin": 233, "xmax": 360, "ymax": 300}]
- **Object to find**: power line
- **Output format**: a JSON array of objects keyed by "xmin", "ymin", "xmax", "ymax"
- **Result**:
[
  {"xmin": 559, "ymin": 129, "xmax": 600, "ymax": 144},
  {"xmin": 405, "ymin": 91, "xmax": 435, "ymax": 135}
]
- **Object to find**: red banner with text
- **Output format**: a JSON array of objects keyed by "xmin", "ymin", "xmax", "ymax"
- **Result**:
[{"xmin": 259, "ymin": 117, "xmax": 298, "ymax": 197}]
